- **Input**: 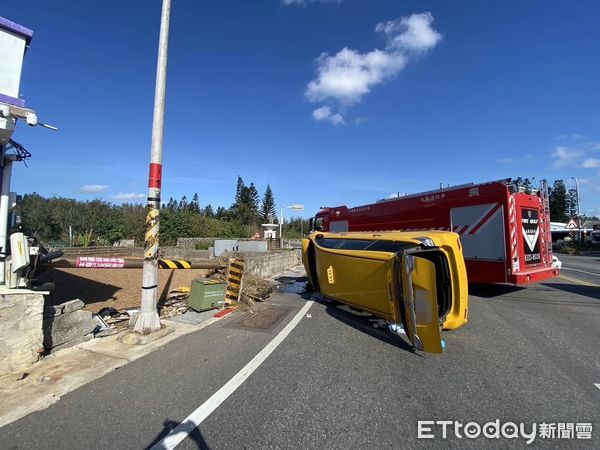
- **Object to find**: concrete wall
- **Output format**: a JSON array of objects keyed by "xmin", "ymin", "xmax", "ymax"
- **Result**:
[
  {"xmin": 239, "ymin": 250, "xmax": 302, "ymax": 279},
  {"xmin": 160, "ymin": 247, "xmax": 211, "ymax": 260},
  {"xmin": 238, "ymin": 241, "xmax": 268, "ymax": 253},
  {"xmin": 0, "ymin": 293, "xmax": 44, "ymax": 376}
]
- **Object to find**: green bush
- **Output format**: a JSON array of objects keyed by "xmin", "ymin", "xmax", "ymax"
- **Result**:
[{"xmin": 194, "ymin": 241, "xmax": 212, "ymax": 250}]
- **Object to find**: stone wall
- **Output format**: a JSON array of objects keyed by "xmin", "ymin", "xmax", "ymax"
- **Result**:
[
  {"xmin": 177, "ymin": 237, "xmax": 218, "ymax": 250},
  {"xmin": 0, "ymin": 293, "xmax": 45, "ymax": 376}
]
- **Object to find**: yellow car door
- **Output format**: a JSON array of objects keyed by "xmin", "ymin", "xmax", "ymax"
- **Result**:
[
  {"xmin": 400, "ymin": 252, "xmax": 443, "ymax": 353},
  {"xmin": 315, "ymin": 248, "xmax": 394, "ymax": 318}
]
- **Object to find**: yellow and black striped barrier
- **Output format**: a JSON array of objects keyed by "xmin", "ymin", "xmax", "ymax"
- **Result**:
[
  {"xmin": 158, "ymin": 259, "xmax": 192, "ymax": 269},
  {"xmin": 225, "ymin": 259, "xmax": 245, "ymax": 303}
]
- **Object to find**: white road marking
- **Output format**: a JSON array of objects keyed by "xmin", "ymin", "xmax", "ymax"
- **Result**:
[
  {"xmin": 595, "ymin": 383, "xmax": 600, "ymax": 391},
  {"xmin": 151, "ymin": 300, "xmax": 314, "ymax": 450},
  {"xmin": 562, "ymin": 267, "xmax": 600, "ymax": 277}
]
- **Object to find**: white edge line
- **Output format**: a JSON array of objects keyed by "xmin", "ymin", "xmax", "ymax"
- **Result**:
[
  {"xmin": 152, "ymin": 300, "xmax": 314, "ymax": 450},
  {"xmin": 594, "ymin": 383, "xmax": 600, "ymax": 391},
  {"xmin": 562, "ymin": 267, "xmax": 600, "ymax": 277}
]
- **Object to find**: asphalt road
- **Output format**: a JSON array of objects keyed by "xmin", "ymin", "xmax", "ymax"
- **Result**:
[
  {"xmin": 0, "ymin": 258, "xmax": 599, "ymax": 449},
  {"xmin": 557, "ymin": 252, "xmax": 600, "ymax": 285}
]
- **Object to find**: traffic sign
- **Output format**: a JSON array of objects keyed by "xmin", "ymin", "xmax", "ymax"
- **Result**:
[{"xmin": 565, "ymin": 219, "xmax": 578, "ymax": 229}]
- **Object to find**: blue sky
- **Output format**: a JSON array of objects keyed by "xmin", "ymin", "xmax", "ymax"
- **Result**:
[{"xmin": 3, "ymin": 0, "xmax": 600, "ymax": 217}]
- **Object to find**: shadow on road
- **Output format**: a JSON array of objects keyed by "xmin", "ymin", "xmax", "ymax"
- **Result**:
[
  {"xmin": 323, "ymin": 301, "xmax": 417, "ymax": 355},
  {"xmin": 146, "ymin": 418, "xmax": 210, "ymax": 449},
  {"xmin": 540, "ymin": 283, "xmax": 600, "ymax": 301},
  {"xmin": 469, "ymin": 283, "xmax": 525, "ymax": 298}
]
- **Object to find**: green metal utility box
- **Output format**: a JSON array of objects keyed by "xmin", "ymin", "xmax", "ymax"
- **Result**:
[{"xmin": 188, "ymin": 278, "xmax": 226, "ymax": 312}]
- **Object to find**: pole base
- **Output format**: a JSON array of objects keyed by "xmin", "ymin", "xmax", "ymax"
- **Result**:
[{"xmin": 133, "ymin": 310, "xmax": 161, "ymax": 334}]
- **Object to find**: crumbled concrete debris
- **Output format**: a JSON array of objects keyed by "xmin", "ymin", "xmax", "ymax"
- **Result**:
[
  {"xmin": 206, "ymin": 269, "xmax": 274, "ymax": 310},
  {"xmin": 62, "ymin": 299, "xmax": 84, "ymax": 314},
  {"xmin": 159, "ymin": 292, "xmax": 190, "ymax": 319}
]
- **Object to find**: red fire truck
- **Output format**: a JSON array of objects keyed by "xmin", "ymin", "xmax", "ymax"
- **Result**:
[{"xmin": 310, "ymin": 179, "xmax": 559, "ymax": 284}]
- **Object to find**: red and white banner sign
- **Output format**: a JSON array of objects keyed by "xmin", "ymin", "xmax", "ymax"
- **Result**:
[{"xmin": 76, "ymin": 256, "xmax": 126, "ymax": 269}]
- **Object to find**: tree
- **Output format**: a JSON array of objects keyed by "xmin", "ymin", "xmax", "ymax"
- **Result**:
[
  {"xmin": 166, "ymin": 197, "xmax": 177, "ymax": 211},
  {"xmin": 204, "ymin": 204, "xmax": 214, "ymax": 218},
  {"xmin": 235, "ymin": 176, "xmax": 245, "ymax": 204},
  {"xmin": 246, "ymin": 183, "xmax": 260, "ymax": 212},
  {"xmin": 215, "ymin": 206, "xmax": 228, "ymax": 220},
  {"xmin": 260, "ymin": 184, "xmax": 276, "ymax": 223},
  {"xmin": 178, "ymin": 195, "xmax": 188, "ymax": 212},
  {"xmin": 549, "ymin": 180, "xmax": 569, "ymax": 222},
  {"xmin": 189, "ymin": 193, "xmax": 201, "ymax": 213}
]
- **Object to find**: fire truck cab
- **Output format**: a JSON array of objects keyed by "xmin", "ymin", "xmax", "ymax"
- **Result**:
[{"xmin": 310, "ymin": 179, "xmax": 559, "ymax": 285}]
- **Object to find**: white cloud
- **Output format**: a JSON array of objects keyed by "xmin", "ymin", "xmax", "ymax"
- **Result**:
[
  {"xmin": 306, "ymin": 48, "xmax": 407, "ymax": 105},
  {"xmin": 111, "ymin": 192, "xmax": 145, "ymax": 201},
  {"xmin": 375, "ymin": 12, "xmax": 443, "ymax": 53},
  {"xmin": 551, "ymin": 142, "xmax": 600, "ymax": 169},
  {"xmin": 551, "ymin": 146, "xmax": 584, "ymax": 168},
  {"xmin": 79, "ymin": 184, "xmax": 109, "ymax": 193},
  {"xmin": 312, "ymin": 106, "xmax": 345, "ymax": 125},
  {"xmin": 498, "ymin": 157, "xmax": 515, "ymax": 164},
  {"xmin": 581, "ymin": 158, "xmax": 600, "ymax": 169},
  {"xmin": 556, "ymin": 133, "xmax": 584, "ymax": 141},
  {"xmin": 283, "ymin": 0, "xmax": 341, "ymax": 5},
  {"xmin": 355, "ymin": 117, "xmax": 367, "ymax": 125},
  {"xmin": 305, "ymin": 12, "xmax": 442, "ymax": 115}
]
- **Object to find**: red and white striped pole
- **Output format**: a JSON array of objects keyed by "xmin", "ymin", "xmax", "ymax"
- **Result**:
[{"xmin": 135, "ymin": 0, "xmax": 171, "ymax": 333}]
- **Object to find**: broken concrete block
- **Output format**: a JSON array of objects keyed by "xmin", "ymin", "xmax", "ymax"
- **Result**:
[
  {"xmin": 43, "ymin": 309, "xmax": 97, "ymax": 350},
  {"xmin": 61, "ymin": 299, "xmax": 85, "ymax": 314},
  {"xmin": 0, "ymin": 293, "xmax": 45, "ymax": 376},
  {"xmin": 43, "ymin": 303, "xmax": 63, "ymax": 318}
]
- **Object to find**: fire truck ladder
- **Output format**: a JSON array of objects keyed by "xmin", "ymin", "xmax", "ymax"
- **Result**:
[{"xmin": 539, "ymin": 179, "xmax": 552, "ymax": 265}]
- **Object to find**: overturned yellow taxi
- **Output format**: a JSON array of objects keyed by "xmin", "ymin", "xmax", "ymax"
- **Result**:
[{"xmin": 302, "ymin": 231, "xmax": 469, "ymax": 353}]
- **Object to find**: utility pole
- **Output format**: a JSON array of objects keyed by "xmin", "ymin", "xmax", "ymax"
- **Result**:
[
  {"xmin": 136, "ymin": 0, "xmax": 171, "ymax": 333},
  {"xmin": 571, "ymin": 176, "xmax": 581, "ymax": 243}
]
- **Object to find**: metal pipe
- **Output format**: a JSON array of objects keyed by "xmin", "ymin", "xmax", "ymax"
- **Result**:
[
  {"xmin": 137, "ymin": 0, "xmax": 172, "ymax": 333},
  {"xmin": 279, "ymin": 205, "xmax": 284, "ymax": 249},
  {"xmin": 572, "ymin": 176, "xmax": 581, "ymax": 242},
  {"xmin": 0, "ymin": 158, "xmax": 13, "ymax": 284},
  {"xmin": 572, "ymin": 177, "xmax": 580, "ymax": 218},
  {"xmin": 45, "ymin": 257, "xmax": 224, "ymax": 270}
]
